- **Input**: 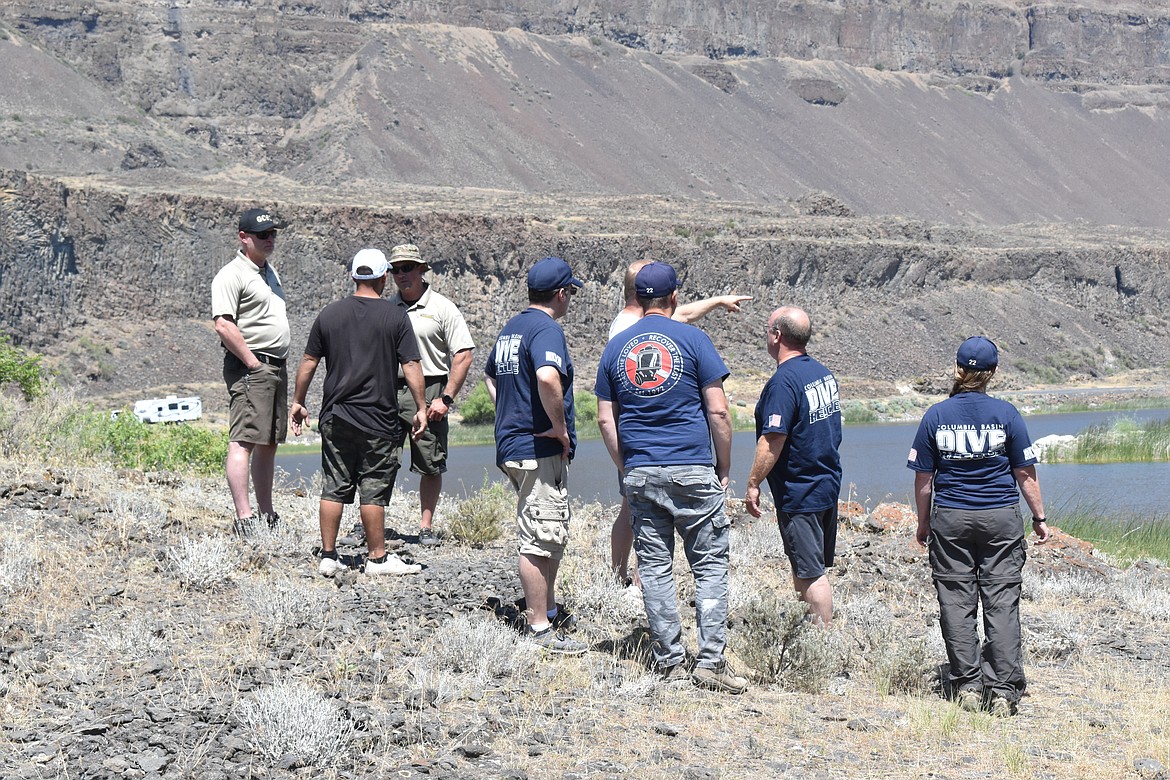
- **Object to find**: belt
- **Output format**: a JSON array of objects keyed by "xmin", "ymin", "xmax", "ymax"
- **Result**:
[
  {"xmin": 399, "ymin": 374, "xmax": 448, "ymax": 383},
  {"xmin": 253, "ymin": 352, "xmax": 286, "ymax": 367}
]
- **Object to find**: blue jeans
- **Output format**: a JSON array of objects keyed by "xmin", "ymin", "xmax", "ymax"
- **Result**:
[{"xmin": 624, "ymin": 464, "xmax": 730, "ymax": 670}]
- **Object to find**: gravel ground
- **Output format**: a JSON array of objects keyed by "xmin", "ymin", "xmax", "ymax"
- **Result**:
[{"xmin": 2, "ymin": 462, "xmax": 1169, "ymax": 779}]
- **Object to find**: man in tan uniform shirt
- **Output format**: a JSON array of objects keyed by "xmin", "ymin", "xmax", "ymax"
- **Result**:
[
  {"xmin": 211, "ymin": 207, "xmax": 291, "ymax": 536},
  {"xmin": 388, "ymin": 244, "xmax": 475, "ymax": 545}
]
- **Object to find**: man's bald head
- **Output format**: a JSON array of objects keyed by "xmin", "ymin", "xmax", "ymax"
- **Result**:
[{"xmin": 769, "ymin": 306, "xmax": 812, "ymax": 348}]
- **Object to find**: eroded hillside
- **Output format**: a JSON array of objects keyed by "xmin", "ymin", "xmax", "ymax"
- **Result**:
[{"xmin": 0, "ymin": 1, "xmax": 1169, "ymax": 400}]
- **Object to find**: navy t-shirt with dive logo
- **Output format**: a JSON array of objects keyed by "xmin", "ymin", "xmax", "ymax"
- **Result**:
[{"xmin": 907, "ymin": 391, "xmax": 1038, "ymax": 510}]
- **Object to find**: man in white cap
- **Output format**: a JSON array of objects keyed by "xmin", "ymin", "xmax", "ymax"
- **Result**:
[
  {"xmin": 289, "ymin": 249, "xmax": 428, "ymax": 576},
  {"xmin": 386, "ymin": 243, "xmax": 475, "ymax": 546},
  {"xmin": 211, "ymin": 207, "xmax": 291, "ymax": 536}
]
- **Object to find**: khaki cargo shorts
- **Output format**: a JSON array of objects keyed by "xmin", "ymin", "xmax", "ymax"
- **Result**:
[{"xmin": 502, "ymin": 455, "xmax": 570, "ymax": 560}]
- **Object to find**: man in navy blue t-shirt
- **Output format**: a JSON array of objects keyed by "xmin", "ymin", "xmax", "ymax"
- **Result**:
[
  {"xmin": 746, "ymin": 306, "xmax": 843, "ymax": 626},
  {"xmin": 596, "ymin": 262, "xmax": 746, "ymax": 694},
  {"xmin": 484, "ymin": 256, "xmax": 585, "ymax": 655}
]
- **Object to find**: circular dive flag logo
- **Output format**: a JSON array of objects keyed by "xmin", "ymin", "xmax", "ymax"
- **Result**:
[{"xmin": 622, "ymin": 333, "xmax": 683, "ymax": 396}]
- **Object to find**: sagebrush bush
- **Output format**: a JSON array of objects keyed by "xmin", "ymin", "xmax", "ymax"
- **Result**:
[
  {"xmin": 732, "ymin": 591, "xmax": 848, "ymax": 692},
  {"xmin": 0, "ymin": 534, "xmax": 40, "ymax": 595},
  {"xmin": 729, "ymin": 518, "xmax": 784, "ymax": 570},
  {"xmin": 236, "ymin": 678, "xmax": 353, "ymax": 766},
  {"xmin": 92, "ymin": 617, "xmax": 167, "ymax": 661},
  {"xmin": 1023, "ymin": 569, "xmax": 1103, "ymax": 602},
  {"xmin": 166, "ymin": 535, "xmax": 243, "ymax": 589},
  {"xmin": 426, "ymin": 613, "xmax": 538, "ymax": 681},
  {"xmin": 562, "ymin": 547, "xmax": 645, "ymax": 625},
  {"xmin": 869, "ymin": 629, "xmax": 936, "ymax": 695},
  {"xmin": 105, "ymin": 490, "xmax": 169, "ymax": 533},
  {"xmin": 1115, "ymin": 567, "xmax": 1170, "ymax": 621},
  {"xmin": 241, "ymin": 580, "xmax": 328, "ymax": 632},
  {"xmin": 450, "ymin": 478, "xmax": 511, "ymax": 545},
  {"xmin": 1023, "ymin": 613, "xmax": 1083, "ymax": 662}
]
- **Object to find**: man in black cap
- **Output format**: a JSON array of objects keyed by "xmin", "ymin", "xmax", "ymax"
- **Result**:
[{"xmin": 211, "ymin": 207, "xmax": 291, "ymax": 536}]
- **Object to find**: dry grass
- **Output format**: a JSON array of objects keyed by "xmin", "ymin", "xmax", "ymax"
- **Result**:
[{"xmin": 1, "ymin": 452, "xmax": 1168, "ymax": 778}]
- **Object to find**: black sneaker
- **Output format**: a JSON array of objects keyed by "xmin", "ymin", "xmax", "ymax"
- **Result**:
[
  {"xmin": 551, "ymin": 607, "xmax": 578, "ymax": 631},
  {"xmin": 232, "ymin": 515, "xmax": 257, "ymax": 538},
  {"xmin": 418, "ymin": 528, "xmax": 440, "ymax": 547},
  {"xmin": 261, "ymin": 511, "xmax": 280, "ymax": 529}
]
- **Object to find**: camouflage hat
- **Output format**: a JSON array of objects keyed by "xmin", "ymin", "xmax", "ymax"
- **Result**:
[{"xmin": 389, "ymin": 244, "xmax": 425, "ymax": 267}]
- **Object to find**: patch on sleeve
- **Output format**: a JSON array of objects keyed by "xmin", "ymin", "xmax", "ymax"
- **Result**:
[
  {"xmin": 908, "ymin": 448, "xmax": 918, "ymax": 461},
  {"xmin": 544, "ymin": 351, "xmax": 563, "ymax": 368},
  {"xmin": 1022, "ymin": 446, "xmax": 1036, "ymax": 461},
  {"xmin": 767, "ymin": 413, "xmax": 782, "ymax": 428}
]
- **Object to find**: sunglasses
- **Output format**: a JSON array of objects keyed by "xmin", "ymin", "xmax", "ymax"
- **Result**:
[
  {"xmin": 391, "ymin": 263, "xmax": 421, "ymax": 274},
  {"xmin": 249, "ymin": 230, "xmax": 276, "ymax": 240},
  {"xmin": 562, "ymin": 286, "xmax": 578, "ymax": 296}
]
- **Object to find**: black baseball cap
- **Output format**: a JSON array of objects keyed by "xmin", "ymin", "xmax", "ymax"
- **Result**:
[{"xmin": 238, "ymin": 208, "xmax": 288, "ymax": 233}]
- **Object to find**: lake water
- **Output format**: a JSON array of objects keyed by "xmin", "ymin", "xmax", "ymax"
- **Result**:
[{"xmin": 277, "ymin": 408, "xmax": 1170, "ymax": 517}]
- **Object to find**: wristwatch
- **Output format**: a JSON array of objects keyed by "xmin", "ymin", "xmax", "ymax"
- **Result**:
[
  {"xmin": 1032, "ymin": 516, "xmax": 1047, "ymax": 523},
  {"xmin": 440, "ymin": 393, "xmax": 454, "ymax": 406}
]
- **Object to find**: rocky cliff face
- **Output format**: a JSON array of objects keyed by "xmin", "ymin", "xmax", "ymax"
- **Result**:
[
  {"xmin": 4, "ymin": 170, "xmax": 1167, "ymax": 406},
  {"xmin": 1, "ymin": 2, "xmax": 1169, "ymax": 399}
]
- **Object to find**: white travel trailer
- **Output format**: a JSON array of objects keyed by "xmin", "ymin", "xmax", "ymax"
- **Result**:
[{"xmin": 133, "ymin": 395, "xmax": 202, "ymax": 424}]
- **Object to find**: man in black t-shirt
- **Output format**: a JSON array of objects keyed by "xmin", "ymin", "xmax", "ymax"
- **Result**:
[{"xmin": 290, "ymin": 249, "xmax": 428, "ymax": 576}]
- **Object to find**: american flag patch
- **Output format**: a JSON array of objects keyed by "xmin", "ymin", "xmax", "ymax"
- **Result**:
[
  {"xmin": 767, "ymin": 413, "xmax": 782, "ymax": 428},
  {"xmin": 908, "ymin": 448, "xmax": 918, "ymax": 461}
]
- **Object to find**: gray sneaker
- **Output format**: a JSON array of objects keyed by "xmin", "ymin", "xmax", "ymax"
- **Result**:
[
  {"xmin": 338, "ymin": 522, "xmax": 366, "ymax": 547},
  {"xmin": 691, "ymin": 661, "xmax": 748, "ymax": 695},
  {"xmin": 956, "ymin": 688, "xmax": 983, "ymax": 712},
  {"xmin": 527, "ymin": 625, "xmax": 587, "ymax": 656},
  {"xmin": 988, "ymin": 695, "xmax": 1016, "ymax": 717},
  {"xmin": 418, "ymin": 528, "xmax": 441, "ymax": 547}
]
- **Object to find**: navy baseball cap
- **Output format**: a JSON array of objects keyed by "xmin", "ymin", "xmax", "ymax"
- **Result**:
[
  {"xmin": 956, "ymin": 336, "xmax": 999, "ymax": 371},
  {"xmin": 238, "ymin": 208, "xmax": 288, "ymax": 233},
  {"xmin": 528, "ymin": 256, "xmax": 583, "ymax": 292},
  {"xmin": 634, "ymin": 262, "xmax": 677, "ymax": 298}
]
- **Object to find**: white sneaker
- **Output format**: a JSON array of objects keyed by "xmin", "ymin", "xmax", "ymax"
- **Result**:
[
  {"xmin": 318, "ymin": 557, "xmax": 347, "ymax": 577},
  {"xmin": 366, "ymin": 553, "xmax": 421, "ymax": 575}
]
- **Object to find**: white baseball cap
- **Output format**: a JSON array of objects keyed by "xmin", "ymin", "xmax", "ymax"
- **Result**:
[{"xmin": 351, "ymin": 248, "xmax": 388, "ymax": 280}]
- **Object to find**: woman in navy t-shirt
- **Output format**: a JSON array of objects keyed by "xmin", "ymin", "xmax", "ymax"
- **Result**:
[{"xmin": 907, "ymin": 336, "xmax": 1049, "ymax": 717}]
